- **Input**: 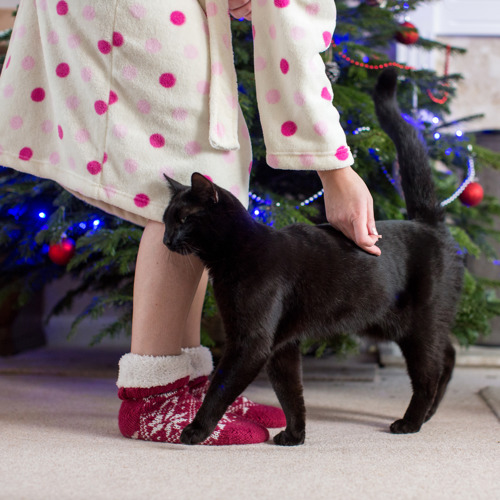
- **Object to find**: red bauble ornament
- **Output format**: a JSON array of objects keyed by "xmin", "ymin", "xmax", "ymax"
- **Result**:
[
  {"xmin": 395, "ymin": 22, "xmax": 419, "ymax": 45},
  {"xmin": 48, "ymin": 238, "xmax": 76, "ymax": 266},
  {"xmin": 459, "ymin": 182, "xmax": 484, "ymax": 207}
]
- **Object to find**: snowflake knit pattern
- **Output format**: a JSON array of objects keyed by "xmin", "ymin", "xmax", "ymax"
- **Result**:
[
  {"xmin": 118, "ymin": 376, "xmax": 270, "ymax": 445},
  {"xmin": 189, "ymin": 376, "xmax": 286, "ymax": 429}
]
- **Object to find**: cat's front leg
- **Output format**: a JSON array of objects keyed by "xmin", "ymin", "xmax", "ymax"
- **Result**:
[
  {"xmin": 267, "ymin": 342, "xmax": 306, "ymax": 446},
  {"xmin": 181, "ymin": 342, "xmax": 269, "ymax": 445}
]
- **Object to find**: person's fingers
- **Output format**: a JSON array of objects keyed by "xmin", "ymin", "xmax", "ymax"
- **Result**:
[
  {"xmin": 352, "ymin": 215, "xmax": 381, "ymax": 256},
  {"xmin": 229, "ymin": 0, "xmax": 252, "ymax": 20}
]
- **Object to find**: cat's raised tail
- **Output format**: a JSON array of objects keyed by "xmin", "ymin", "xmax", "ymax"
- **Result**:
[{"xmin": 373, "ymin": 68, "xmax": 444, "ymax": 225}]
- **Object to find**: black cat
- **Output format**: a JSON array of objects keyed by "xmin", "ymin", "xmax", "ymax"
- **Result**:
[{"xmin": 162, "ymin": 68, "xmax": 464, "ymax": 446}]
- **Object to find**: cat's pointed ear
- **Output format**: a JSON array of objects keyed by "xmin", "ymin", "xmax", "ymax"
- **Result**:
[
  {"xmin": 164, "ymin": 174, "xmax": 188, "ymax": 196},
  {"xmin": 191, "ymin": 172, "xmax": 219, "ymax": 204}
]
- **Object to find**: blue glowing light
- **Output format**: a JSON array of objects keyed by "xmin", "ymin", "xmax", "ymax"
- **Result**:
[
  {"xmin": 432, "ymin": 116, "xmax": 440, "ymax": 124},
  {"xmin": 79, "ymin": 222, "xmax": 87, "ymax": 230},
  {"xmin": 456, "ymin": 130, "xmax": 463, "ymax": 138},
  {"xmin": 362, "ymin": 56, "xmax": 369, "ymax": 63},
  {"xmin": 93, "ymin": 219, "xmax": 101, "ymax": 227},
  {"xmin": 38, "ymin": 212, "xmax": 47, "ymax": 219},
  {"xmin": 253, "ymin": 209, "xmax": 260, "ymax": 216},
  {"xmin": 445, "ymin": 148, "xmax": 453, "ymax": 156},
  {"xmin": 434, "ymin": 132, "xmax": 441, "ymax": 140}
]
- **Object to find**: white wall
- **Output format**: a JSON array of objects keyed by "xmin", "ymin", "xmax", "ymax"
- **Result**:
[{"xmin": 0, "ymin": 1, "xmax": 18, "ymax": 7}]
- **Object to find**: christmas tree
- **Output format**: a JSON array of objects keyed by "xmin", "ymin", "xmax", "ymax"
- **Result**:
[{"xmin": 1, "ymin": 0, "xmax": 500, "ymax": 353}]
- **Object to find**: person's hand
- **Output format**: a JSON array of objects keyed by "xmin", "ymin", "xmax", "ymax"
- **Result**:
[
  {"xmin": 318, "ymin": 167, "xmax": 381, "ymax": 256},
  {"xmin": 228, "ymin": 0, "xmax": 252, "ymax": 21}
]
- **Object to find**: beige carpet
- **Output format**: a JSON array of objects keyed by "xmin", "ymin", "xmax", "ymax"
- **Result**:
[{"xmin": 0, "ymin": 348, "xmax": 499, "ymax": 500}]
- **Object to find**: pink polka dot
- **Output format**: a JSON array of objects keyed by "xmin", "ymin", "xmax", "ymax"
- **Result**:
[
  {"xmin": 313, "ymin": 121, "xmax": 328, "ymax": 136},
  {"xmin": 150, "ymin": 134, "xmax": 165, "ymax": 148},
  {"xmin": 212, "ymin": 62, "xmax": 223, "ymax": 75},
  {"xmin": 269, "ymin": 25, "xmax": 277, "ymax": 39},
  {"xmin": 122, "ymin": 65, "xmax": 137, "ymax": 80},
  {"xmin": 275, "ymin": 0, "xmax": 290, "ymax": 6},
  {"xmin": 197, "ymin": 81, "xmax": 210, "ymax": 95},
  {"xmin": 249, "ymin": 161, "xmax": 253, "ymax": 175},
  {"xmin": 113, "ymin": 124, "xmax": 128, "ymax": 139},
  {"xmin": 129, "ymin": 4, "xmax": 146, "ymax": 19},
  {"xmin": 281, "ymin": 121, "xmax": 297, "ymax": 137},
  {"xmin": 10, "ymin": 116, "xmax": 23, "ymax": 130},
  {"xmin": 103, "ymin": 152, "xmax": 108, "ymax": 164},
  {"xmin": 19, "ymin": 147, "xmax": 33, "ymax": 161},
  {"xmin": 75, "ymin": 129, "xmax": 90, "ymax": 143},
  {"xmin": 172, "ymin": 108, "xmax": 188, "ymax": 121},
  {"xmin": 252, "ymin": 25, "xmax": 256, "ymax": 40},
  {"xmin": 66, "ymin": 96, "xmax": 79, "ymax": 110},
  {"xmin": 137, "ymin": 100, "xmax": 151, "ymax": 114},
  {"xmin": 56, "ymin": 1, "xmax": 68, "ymax": 15},
  {"xmin": 134, "ymin": 194, "xmax": 150, "ymax": 208},
  {"xmin": 145, "ymin": 38, "xmax": 162, "ymax": 53},
  {"xmin": 170, "ymin": 11, "xmax": 186, "ymax": 25},
  {"xmin": 216, "ymin": 123, "xmax": 225, "ymax": 138},
  {"xmin": 109, "ymin": 90, "xmax": 118, "ymax": 105},
  {"xmin": 38, "ymin": 0, "xmax": 48, "ymax": 11},
  {"xmin": 306, "ymin": 3, "xmax": 319, "ymax": 15},
  {"xmin": 68, "ymin": 34, "xmax": 81, "ymax": 49},
  {"xmin": 224, "ymin": 151, "xmax": 236, "ymax": 164},
  {"xmin": 56, "ymin": 63, "xmax": 70, "ymax": 78},
  {"xmin": 104, "ymin": 185, "xmax": 116, "ymax": 199},
  {"xmin": 160, "ymin": 73, "xmax": 176, "ymax": 88},
  {"xmin": 230, "ymin": 186, "xmax": 240, "ymax": 198},
  {"xmin": 98, "ymin": 40, "xmax": 112, "ymax": 54},
  {"xmin": 184, "ymin": 45, "xmax": 199, "ymax": 59},
  {"xmin": 294, "ymin": 92, "xmax": 305, "ymax": 106},
  {"xmin": 82, "ymin": 5, "xmax": 95, "ymax": 20},
  {"xmin": 222, "ymin": 33, "xmax": 231, "ymax": 49},
  {"xmin": 335, "ymin": 146, "xmax": 350, "ymax": 161},
  {"xmin": 206, "ymin": 2, "xmax": 218, "ymax": 16},
  {"xmin": 280, "ymin": 59, "xmax": 289, "ymax": 74},
  {"xmin": 49, "ymin": 152, "xmax": 60, "ymax": 165},
  {"xmin": 124, "ymin": 159, "xmax": 138, "ymax": 173},
  {"xmin": 87, "ymin": 161, "xmax": 102, "ymax": 175},
  {"xmin": 266, "ymin": 89, "xmax": 281, "ymax": 104},
  {"xmin": 203, "ymin": 175, "xmax": 213, "ymax": 182},
  {"xmin": 255, "ymin": 57, "xmax": 267, "ymax": 71},
  {"xmin": 5, "ymin": 56, "xmax": 10, "ymax": 69},
  {"xmin": 81, "ymin": 67, "xmax": 92, "ymax": 82},
  {"xmin": 185, "ymin": 141, "xmax": 202, "ymax": 156},
  {"xmin": 321, "ymin": 87, "xmax": 332, "ymax": 100},
  {"xmin": 31, "ymin": 88, "xmax": 46, "ymax": 102},
  {"xmin": 41, "ymin": 120, "xmax": 53, "ymax": 134},
  {"xmin": 323, "ymin": 31, "xmax": 332, "ymax": 48},
  {"xmin": 3, "ymin": 84, "xmax": 14, "ymax": 98},
  {"xmin": 267, "ymin": 155, "xmax": 279, "ymax": 168},
  {"xmin": 58, "ymin": 125, "xmax": 64, "ymax": 139},
  {"xmin": 300, "ymin": 154, "xmax": 315, "ymax": 167},
  {"xmin": 227, "ymin": 95, "xmax": 238, "ymax": 110},
  {"xmin": 22, "ymin": 56, "xmax": 35, "ymax": 71},
  {"xmin": 95, "ymin": 100, "xmax": 108, "ymax": 115},
  {"xmin": 113, "ymin": 32, "xmax": 124, "ymax": 47},
  {"xmin": 291, "ymin": 26, "xmax": 306, "ymax": 40},
  {"xmin": 47, "ymin": 30, "xmax": 59, "ymax": 44},
  {"xmin": 257, "ymin": 0, "xmax": 268, "ymax": 5}
]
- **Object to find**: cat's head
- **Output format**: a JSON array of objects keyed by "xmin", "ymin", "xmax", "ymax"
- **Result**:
[{"xmin": 162, "ymin": 172, "xmax": 247, "ymax": 257}]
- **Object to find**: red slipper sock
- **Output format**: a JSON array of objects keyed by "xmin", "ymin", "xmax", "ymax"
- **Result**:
[
  {"xmin": 183, "ymin": 346, "xmax": 286, "ymax": 429},
  {"xmin": 116, "ymin": 353, "xmax": 269, "ymax": 445}
]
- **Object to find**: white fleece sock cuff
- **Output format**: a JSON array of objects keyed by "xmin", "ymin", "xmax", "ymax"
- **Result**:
[
  {"xmin": 182, "ymin": 346, "xmax": 214, "ymax": 379},
  {"xmin": 116, "ymin": 352, "xmax": 191, "ymax": 388}
]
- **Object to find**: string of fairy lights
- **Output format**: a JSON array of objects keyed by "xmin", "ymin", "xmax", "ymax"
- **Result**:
[{"xmin": 249, "ymin": 127, "xmax": 476, "ymax": 212}]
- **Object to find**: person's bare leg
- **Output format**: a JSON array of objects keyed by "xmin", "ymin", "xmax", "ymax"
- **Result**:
[
  {"xmin": 183, "ymin": 269, "xmax": 209, "ymax": 348},
  {"xmin": 131, "ymin": 220, "xmax": 204, "ymax": 356}
]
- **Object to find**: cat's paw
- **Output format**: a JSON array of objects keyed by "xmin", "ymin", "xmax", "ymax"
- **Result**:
[
  {"xmin": 180, "ymin": 423, "xmax": 210, "ymax": 445},
  {"xmin": 390, "ymin": 418, "xmax": 421, "ymax": 434},
  {"xmin": 273, "ymin": 429, "xmax": 305, "ymax": 446}
]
